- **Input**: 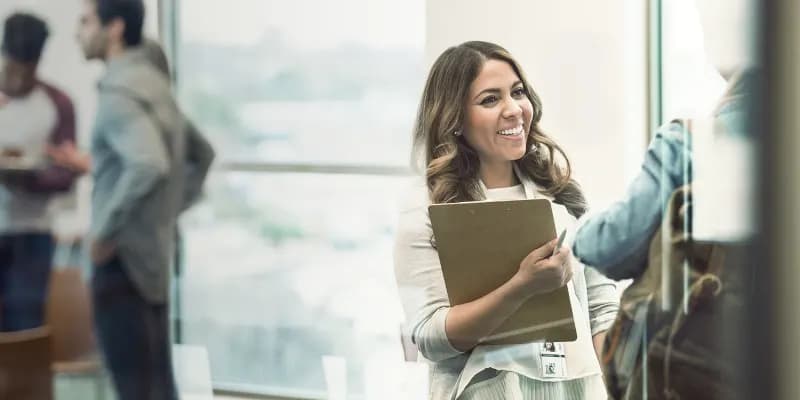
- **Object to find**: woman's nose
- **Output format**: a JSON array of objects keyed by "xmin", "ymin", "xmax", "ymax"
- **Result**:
[{"xmin": 502, "ymin": 98, "xmax": 523, "ymax": 119}]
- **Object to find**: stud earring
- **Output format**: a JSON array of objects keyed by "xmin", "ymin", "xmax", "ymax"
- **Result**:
[{"xmin": 453, "ymin": 130, "xmax": 462, "ymax": 136}]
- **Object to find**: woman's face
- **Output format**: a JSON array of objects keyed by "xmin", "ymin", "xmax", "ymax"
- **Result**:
[{"xmin": 462, "ymin": 59, "xmax": 534, "ymax": 166}]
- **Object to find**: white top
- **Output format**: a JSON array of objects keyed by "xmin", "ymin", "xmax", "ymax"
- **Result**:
[
  {"xmin": 484, "ymin": 183, "xmax": 525, "ymax": 200},
  {"xmin": 0, "ymin": 87, "xmax": 58, "ymax": 232},
  {"xmin": 393, "ymin": 170, "xmax": 619, "ymax": 400}
]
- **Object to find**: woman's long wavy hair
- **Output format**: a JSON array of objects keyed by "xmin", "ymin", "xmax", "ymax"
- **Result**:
[{"xmin": 412, "ymin": 41, "xmax": 587, "ymax": 218}]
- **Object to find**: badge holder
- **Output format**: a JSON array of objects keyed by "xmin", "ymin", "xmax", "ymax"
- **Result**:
[{"xmin": 540, "ymin": 342, "xmax": 567, "ymax": 379}]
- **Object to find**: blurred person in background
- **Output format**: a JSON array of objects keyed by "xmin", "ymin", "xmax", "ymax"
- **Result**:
[
  {"xmin": 572, "ymin": 0, "xmax": 757, "ymax": 281},
  {"xmin": 75, "ymin": 0, "xmax": 212, "ymax": 398},
  {"xmin": 571, "ymin": 0, "xmax": 757, "ymax": 398},
  {"xmin": 48, "ymin": 37, "xmax": 213, "ymax": 210},
  {"xmin": 0, "ymin": 12, "xmax": 77, "ymax": 331}
]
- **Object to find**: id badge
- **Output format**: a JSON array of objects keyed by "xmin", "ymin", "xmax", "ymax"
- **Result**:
[{"xmin": 540, "ymin": 342, "xmax": 567, "ymax": 378}]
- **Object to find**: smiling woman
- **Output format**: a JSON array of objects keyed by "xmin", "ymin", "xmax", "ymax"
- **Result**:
[
  {"xmin": 414, "ymin": 41, "xmax": 585, "ymax": 215},
  {"xmin": 395, "ymin": 41, "xmax": 619, "ymax": 400}
]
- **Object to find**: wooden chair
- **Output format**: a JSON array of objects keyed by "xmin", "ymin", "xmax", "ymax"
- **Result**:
[
  {"xmin": 46, "ymin": 266, "xmax": 107, "ymax": 400},
  {"xmin": 0, "ymin": 326, "xmax": 52, "ymax": 400}
]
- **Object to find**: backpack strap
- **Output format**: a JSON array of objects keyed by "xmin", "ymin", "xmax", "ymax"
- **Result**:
[{"xmin": 99, "ymin": 84, "xmax": 174, "ymax": 162}]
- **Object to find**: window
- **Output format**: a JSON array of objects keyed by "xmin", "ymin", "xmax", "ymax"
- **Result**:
[
  {"xmin": 172, "ymin": 0, "xmax": 425, "ymax": 397},
  {"xmin": 659, "ymin": 0, "xmax": 756, "ymax": 240},
  {"xmin": 174, "ymin": 0, "xmax": 424, "ymax": 167},
  {"xmin": 179, "ymin": 173, "xmax": 411, "ymax": 397},
  {"xmin": 660, "ymin": 0, "xmax": 727, "ymax": 120}
]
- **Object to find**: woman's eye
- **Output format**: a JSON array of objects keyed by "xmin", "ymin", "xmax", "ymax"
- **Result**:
[
  {"xmin": 512, "ymin": 88, "xmax": 527, "ymax": 98},
  {"xmin": 480, "ymin": 96, "xmax": 498, "ymax": 106}
]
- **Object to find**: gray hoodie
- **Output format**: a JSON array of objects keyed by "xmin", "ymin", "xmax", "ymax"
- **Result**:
[{"xmin": 91, "ymin": 48, "xmax": 213, "ymax": 303}]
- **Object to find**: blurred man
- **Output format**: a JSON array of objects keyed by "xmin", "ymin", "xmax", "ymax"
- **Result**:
[
  {"xmin": 0, "ymin": 12, "xmax": 77, "ymax": 331},
  {"xmin": 571, "ymin": 0, "xmax": 757, "ymax": 398},
  {"xmin": 572, "ymin": 0, "xmax": 757, "ymax": 279},
  {"xmin": 76, "ymin": 0, "xmax": 209, "ymax": 398},
  {"xmin": 48, "ymin": 37, "xmax": 215, "ymax": 207}
]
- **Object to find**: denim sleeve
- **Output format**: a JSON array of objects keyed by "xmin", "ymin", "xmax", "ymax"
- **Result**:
[{"xmin": 572, "ymin": 122, "xmax": 690, "ymax": 280}]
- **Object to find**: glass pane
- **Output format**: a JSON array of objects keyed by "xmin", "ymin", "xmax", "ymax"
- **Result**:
[
  {"xmin": 660, "ymin": 0, "xmax": 728, "ymax": 118},
  {"xmin": 660, "ymin": 0, "xmax": 757, "ymax": 239},
  {"xmin": 176, "ymin": 0, "xmax": 425, "ymax": 167},
  {"xmin": 656, "ymin": 2, "xmax": 758, "ymax": 397},
  {"xmin": 179, "ymin": 172, "xmax": 414, "ymax": 397}
]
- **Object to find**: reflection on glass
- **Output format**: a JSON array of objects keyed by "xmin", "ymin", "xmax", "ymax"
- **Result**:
[
  {"xmin": 661, "ymin": 0, "xmax": 727, "ymax": 118},
  {"xmin": 661, "ymin": 0, "xmax": 758, "ymax": 240}
]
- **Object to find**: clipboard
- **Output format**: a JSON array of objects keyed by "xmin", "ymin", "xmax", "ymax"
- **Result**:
[{"xmin": 429, "ymin": 198, "xmax": 577, "ymax": 345}]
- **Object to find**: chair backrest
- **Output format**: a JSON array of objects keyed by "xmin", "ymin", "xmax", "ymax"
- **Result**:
[
  {"xmin": 0, "ymin": 327, "xmax": 52, "ymax": 400},
  {"xmin": 45, "ymin": 267, "xmax": 97, "ymax": 362}
]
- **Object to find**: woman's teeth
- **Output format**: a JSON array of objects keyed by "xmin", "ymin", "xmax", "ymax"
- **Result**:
[{"xmin": 497, "ymin": 126, "xmax": 523, "ymax": 136}]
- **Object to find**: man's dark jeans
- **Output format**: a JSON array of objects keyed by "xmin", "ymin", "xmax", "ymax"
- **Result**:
[
  {"xmin": 92, "ymin": 256, "xmax": 177, "ymax": 400},
  {"xmin": 0, "ymin": 233, "xmax": 54, "ymax": 331}
]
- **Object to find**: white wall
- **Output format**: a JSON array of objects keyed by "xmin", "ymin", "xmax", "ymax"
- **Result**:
[
  {"xmin": 0, "ymin": 0, "xmax": 160, "ymax": 236},
  {"xmin": 426, "ymin": 0, "xmax": 647, "ymax": 209}
]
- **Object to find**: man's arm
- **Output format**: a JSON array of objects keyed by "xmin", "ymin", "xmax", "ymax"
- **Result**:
[
  {"xmin": 22, "ymin": 83, "xmax": 79, "ymax": 193},
  {"xmin": 572, "ymin": 122, "xmax": 690, "ymax": 280},
  {"xmin": 91, "ymin": 94, "xmax": 169, "ymax": 242}
]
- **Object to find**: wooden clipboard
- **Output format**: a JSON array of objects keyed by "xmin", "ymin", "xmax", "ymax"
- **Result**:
[{"xmin": 429, "ymin": 198, "xmax": 577, "ymax": 345}]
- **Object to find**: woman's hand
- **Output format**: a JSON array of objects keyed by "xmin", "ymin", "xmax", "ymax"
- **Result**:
[
  {"xmin": 513, "ymin": 238, "xmax": 574, "ymax": 297},
  {"xmin": 442, "ymin": 238, "xmax": 574, "ymax": 352}
]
